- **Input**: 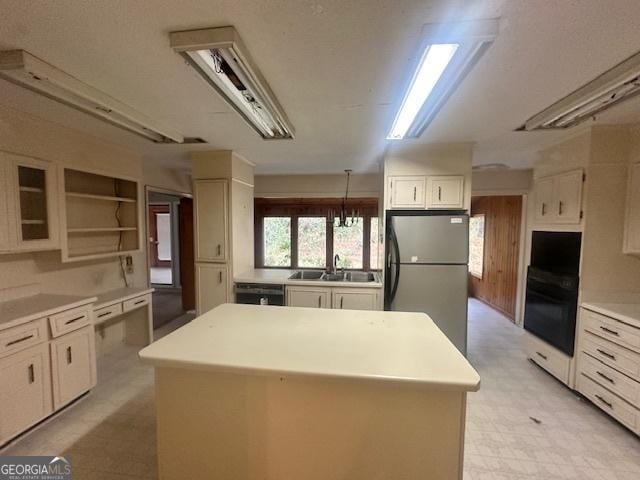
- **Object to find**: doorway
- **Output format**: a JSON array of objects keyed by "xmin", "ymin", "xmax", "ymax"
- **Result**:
[
  {"xmin": 468, "ymin": 195, "xmax": 524, "ymax": 322},
  {"xmin": 146, "ymin": 187, "xmax": 196, "ymax": 329}
]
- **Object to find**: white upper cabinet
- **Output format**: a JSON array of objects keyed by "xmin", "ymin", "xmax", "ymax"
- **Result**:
[
  {"xmin": 533, "ymin": 169, "xmax": 584, "ymax": 225},
  {"xmin": 623, "ymin": 163, "xmax": 640, "ymax": 255},
  {"xmin": 195, "ymin": 180, "xmax": 228, "ymax": 262},
  {"xmin": 388, "ymin": 176, "xmax": 425, "ymax": 209},
  {"xmin": 426, "ymin": 176, "xmax": 464, "ymax": 209},
  {"xmin": 0, "ymin": 152, "xmax": 58, "ymax": 253}
]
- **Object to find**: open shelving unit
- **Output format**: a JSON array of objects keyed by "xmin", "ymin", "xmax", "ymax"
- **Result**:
[{"xmin": 61, "ymin": 168, "xmax": 141, "ymax": 262}]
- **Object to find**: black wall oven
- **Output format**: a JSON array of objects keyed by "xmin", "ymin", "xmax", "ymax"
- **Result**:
[{"xmin": 523, "ymin": 231, "xmax": 581, "ymax": 356}]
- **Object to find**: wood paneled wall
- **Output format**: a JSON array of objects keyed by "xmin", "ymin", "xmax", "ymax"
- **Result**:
[{"xmin": 469, "ymin": 196, "xmax": 522, "ymax": 320}]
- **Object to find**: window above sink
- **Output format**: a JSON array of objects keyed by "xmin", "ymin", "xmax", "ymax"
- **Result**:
[{"xmin": 255, "ymin": 198, "xmax": 382, "ymax": 272}]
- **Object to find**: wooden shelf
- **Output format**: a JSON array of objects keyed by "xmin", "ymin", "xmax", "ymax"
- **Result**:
[
  {"xmin": 67, "ymin": 227, "xmax": 138, "ymax": 233},
  {"xmin": 66, "ymin": 192, "xmax": 136, "ymax": 203},
  {"xmin": 19, "ymin": 186, "xmax": 44, "ymax": 193},
  {"xmin": 21, "ymin": 219, "xmax": 45, "ymax": 225}
]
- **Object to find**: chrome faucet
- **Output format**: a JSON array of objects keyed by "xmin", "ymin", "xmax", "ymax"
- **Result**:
[{"xmin": 332, "ymin": 254, "xmax": 340, "ymax": 275}]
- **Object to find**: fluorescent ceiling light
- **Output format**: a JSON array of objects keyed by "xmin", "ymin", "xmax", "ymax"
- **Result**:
[
  {"xmin": 522, "ymin": 50, "xmax": 640, "ymax": 131},
  {"xmin": 387, "ymin": 19, "xmax": 499, "ymax": 140},
  {"xmin": 0, "ymin": 50, "xmax": 184, "ymax": 143},
  {"xmin": 170, "ymin": 26, "xmax": 294, "ymax": 140}
]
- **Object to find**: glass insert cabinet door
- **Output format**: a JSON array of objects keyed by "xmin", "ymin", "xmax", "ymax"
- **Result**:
[{"xmin": 11, "ymin": 156, "xmax": 57, "ymax": 249}]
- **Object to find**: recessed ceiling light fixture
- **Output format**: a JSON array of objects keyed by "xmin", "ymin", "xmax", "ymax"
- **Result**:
[
  {"xmin": 0, "ymin": 50, "xmax": 184, "ymax": 143},
  {"xmin": 170, "ymin": 26, "xmax": 294, "ymax": 140},
  {"xmin": 387, "ymin": 19, "xmax": 499, "ymax": 140},
  {"xmin": 521, "ymin": 50, "xmax": 640, "ymax": 131}
]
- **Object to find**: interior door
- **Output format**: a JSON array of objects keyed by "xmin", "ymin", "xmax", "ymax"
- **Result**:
[
  {"xmin": 179, "ymin": 198, "xmax": 196, "ymax": 311},
  {"xmin": 149, "ymin": 204, "xmax": 171, "ymax": 268}
]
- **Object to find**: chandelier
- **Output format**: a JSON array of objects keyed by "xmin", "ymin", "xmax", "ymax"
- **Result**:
[{"xmin": 332, "ymin": 169, "xmax": 359, "ymax": 228}]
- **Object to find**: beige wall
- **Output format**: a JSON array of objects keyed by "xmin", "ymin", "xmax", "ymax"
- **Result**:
[
  {"xmin": 580, "ymin": 125, "xmax": 640, "ymax": 302},
  {"xmin": 471, "ymin": 169, "xmax": 532, "ymax": 195},
  {"xmin": 143, "ymin": 160, "xmax": 192, "ymax": 194},
  {"xmin": 254, "ymin": 173, "xmax": 380, "ymax": 198},
  {"xmin": 0, "ymin": 103, "xmax": 186, "ymax": 297}
]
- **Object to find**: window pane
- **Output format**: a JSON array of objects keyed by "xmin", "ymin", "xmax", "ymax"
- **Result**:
[
  {"xmin": 469, "ymin": 214, "xmax": 485, "ymax": 278},
  {"xmin": 264, "ymin": 217, "xmax": 291, "ymax": 267},
  {"xmin": 333, "ymin": 217, "xmax": 363, "ymax": 269},
  {"xmin": 298, "ymin": 217, "xmax": 327, "ymax": 268},
  {"xmin": 370, "ymin": 217, "xmax": 381, "ymax": 270}
]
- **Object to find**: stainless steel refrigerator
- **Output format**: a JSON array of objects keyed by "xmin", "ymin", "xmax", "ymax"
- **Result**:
[{"xmin": 385, "ymin": 211, "xmax": 469, "ymax": 354}]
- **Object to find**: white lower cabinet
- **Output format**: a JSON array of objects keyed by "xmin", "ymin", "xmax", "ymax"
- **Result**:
[
  {"xmin": 332, "ymin": 288, "xmax": 379, "ymax": 311},
  {"xmin": 0, "ymin": 343, "xmax": 53, "ymax": 445},
  {"xmin": 50, "ymin": 325, "xmax": 97, "ymax": 409},
  {"xmin": 524, "ymin": 331, "xmax": 571, "ymax": 385},
  {"xmin": 196, "ymin": 263, "xmax": 228, "ymax": 315},
  {"xmin": 287, "ymin": 285, "xmax": 380, "ymax": 310},
  {"xmin": 287, "ymin": 286, "xmax": 330, "ymax": 308}
]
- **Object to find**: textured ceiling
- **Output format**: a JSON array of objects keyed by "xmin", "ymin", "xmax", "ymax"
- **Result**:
[{"xmin": 0, "ymin": 0, "xmax": 639, "ymax": 173}]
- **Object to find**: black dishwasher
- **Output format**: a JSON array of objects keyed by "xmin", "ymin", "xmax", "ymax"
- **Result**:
[{"xmin": 234, "ymin": 283, "xmax": 285, "ymax": 306}]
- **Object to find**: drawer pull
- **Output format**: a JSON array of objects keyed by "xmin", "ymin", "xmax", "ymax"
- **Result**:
[
  {"xmin": 7, "ymin": 334, "xmax": 34, "ymax": 347},
  {"xmin": 28, "ymin": 364, "xmax": 35, "ymax": 383},
  {"xmin": 65, "ymin": 315, "xmax": 85, "ymax": 325},
  {"xmin": 340, "ymin": 297, "xmax": 344, "ymax": 309},
  {"xmin": 98, "ymin": 311, "xmax": 113, "ymax": 318},
  {"xmin": 134, "ymin": 299, "xmax": 145, "ymax": 305},
  {"xmin": 536, "ymin": 351, "xmax": 548, "ymax": 361},
  {"xmin": 595, "ymin": 394, "xmax": 613, "ymax": 409},
  {"xmin": 66, "ymin": 346, "xmax": 72, "ymax": 364},
  {"xmin": 599, "ymin": 326, "xmax": 619, "ymax": 336},
  {"xmin": 596, "ymin": 348, "xmax": 616, "ymax": 360},
  {"xmin": 318, "ymin": 295, "xmax": 322, "ymax": 308},
  {"xmin": 596, "ymin": 371, "xmax": 615, "ymax": 384}
]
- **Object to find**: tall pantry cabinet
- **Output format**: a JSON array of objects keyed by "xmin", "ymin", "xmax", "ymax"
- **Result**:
[{"xmin": 192, "ymin": 151, "xmax": 255, "ymax": 315}]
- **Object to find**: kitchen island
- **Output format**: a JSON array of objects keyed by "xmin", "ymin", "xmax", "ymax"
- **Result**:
[{"xmin": 139, "ymin": 303, "xmax": 480, "ymax": 480}]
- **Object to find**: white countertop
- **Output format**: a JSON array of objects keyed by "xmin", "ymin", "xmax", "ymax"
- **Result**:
[
  {"xmin": 0, "ymin": 293, "xmax": 97, "ymax": 331},
  {"xmin": 234, "ymin": 269, "xmax": 383, "ymax": 288},
  {"xmin": 94, "ymin": 286, "xmax": 154, "ymax": 310},
  {"xmin": 582, "ymin": 302, "xmax": 640, "ymax": 328},
  {"xmin": 139, "ymin": 303, "xmax": 480, "ymax": 391}
]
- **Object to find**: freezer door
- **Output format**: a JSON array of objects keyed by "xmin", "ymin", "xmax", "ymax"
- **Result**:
[
  {"xmin": 392, "ymin": 214, "xmax": 468, "ymax": 264},
  {"xmin": 390, "ymin": 264, "xmax": 468, "ymax": 354}
]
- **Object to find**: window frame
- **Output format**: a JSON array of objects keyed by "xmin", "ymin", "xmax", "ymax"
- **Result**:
[
  {"xmin": 255, "ymin": 197, "xmax": 379, "ymax": 271},
  {"xmin": 469, "ymin": 213, "xmax": 485, "ymax": 279}
]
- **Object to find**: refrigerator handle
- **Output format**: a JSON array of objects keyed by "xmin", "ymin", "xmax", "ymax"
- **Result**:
[{"xmin": 386, "ymin": 223, "xmax": 401, "ymax": 308}]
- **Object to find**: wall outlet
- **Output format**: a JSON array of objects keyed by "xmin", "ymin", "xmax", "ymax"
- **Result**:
[{"xmin": 125, "ymin": 255, "xmax": 134, "ymax": 274}]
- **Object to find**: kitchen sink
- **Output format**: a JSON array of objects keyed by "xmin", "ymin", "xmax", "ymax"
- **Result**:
[
  {"xmin": 288, "ymin": 270, "xmax": 324, "ymax": 280},
  {"xmin": 321, "ymin": 273, "xmax": 345, "ymax": 282},
  {"xmin": 344, "ymin": 272, "xmax": 376, "ymax": 282}
]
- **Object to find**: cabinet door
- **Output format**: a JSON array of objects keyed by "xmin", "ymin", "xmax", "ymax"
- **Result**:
[
  {"xmin": 624, "ymin": 163, "xmax": 640, "ymax": 255},
  {"xmin": 0, "ymin": 159, "xmax": 15, "ymax": 251},
  {"xmin": 195, "ymin": 180, "xmax": 228, "ymax": 262},
  {"xmin": 554, "ymin": 170, "xmax": 583, "ymax": 224},
  {"xmin": 0, "ymin": 343, "xmax": 53, "ymax": 445},
  {"xmin": 534, "ymin": 177, "xmax": 555, "ymax": 223},
  {"xmin": 427, "ymin": 176, "xmax": 464, "ymax": 209},
  {"xmin": 388, "ymin": 176, "xmax": 425, "ymax": 209},
  {"xmin": 196, "ymin": 263, "xmax": 228, "ymax": 315},
  {"xmin": 286, "ymin": 286, "xmax": 330, "ymax": 308},
  {"xmin": 50, "ymin": 326, "xmax": 97, "ymax": 410},
  {"xmin": 10, "ymin": 155, "xmax": 59, "ymax": 251},
  {"xmin": 332, "ymin": 288, "xmax": 379, "ymax": 311}
]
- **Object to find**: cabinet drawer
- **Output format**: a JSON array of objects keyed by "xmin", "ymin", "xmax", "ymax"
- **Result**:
[
  {"xmin": 49, "ymin": 306, "xmax": 90, "ymax": 338},
  {"xmin": 579, "ymin": 352, "xmax": 640, "ymax": 405},
  {"xmin": 578, "ymin": 374, "xmax": 637, "ymax": 432},
  {"xmin": 94, "ymin": 303, "xmax": 123, "ymax": 325},
  {"xmin": 0, "ymin": 343, "xmax": 53, "ymax": 445},
  {"xmin": 582, "ymin": 308, "xmax": 640, "ymax": 353},
  {"xmin": 0, "ymin": 318, "xmax": 47, "ymax": 358},
  {"xmin": 123, "ymin": 294, "xmax": 151, "ymax": 313},
  {"xmin": 50, "ymin": 325, "xmax": 96, "ymax": 409},
  {"xmin": 582, "ymin": 332, "xmax": 640, "ymax": 381},
  {"xmin": 525, "ymin": 332, "xmax": 571, "ymax": 384}
]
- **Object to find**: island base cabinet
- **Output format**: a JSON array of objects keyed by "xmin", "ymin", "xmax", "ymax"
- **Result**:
[
  {"xmin": 0, "ymin": 343, "xmax": 52, "ymax": 445},
  {"xmin": 155, "ymin": 367, "xmax": 468, "ymax": 480},
  {"xmin": 50, "ymin": 326, "xmax": 97, "ymax": 410}
]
